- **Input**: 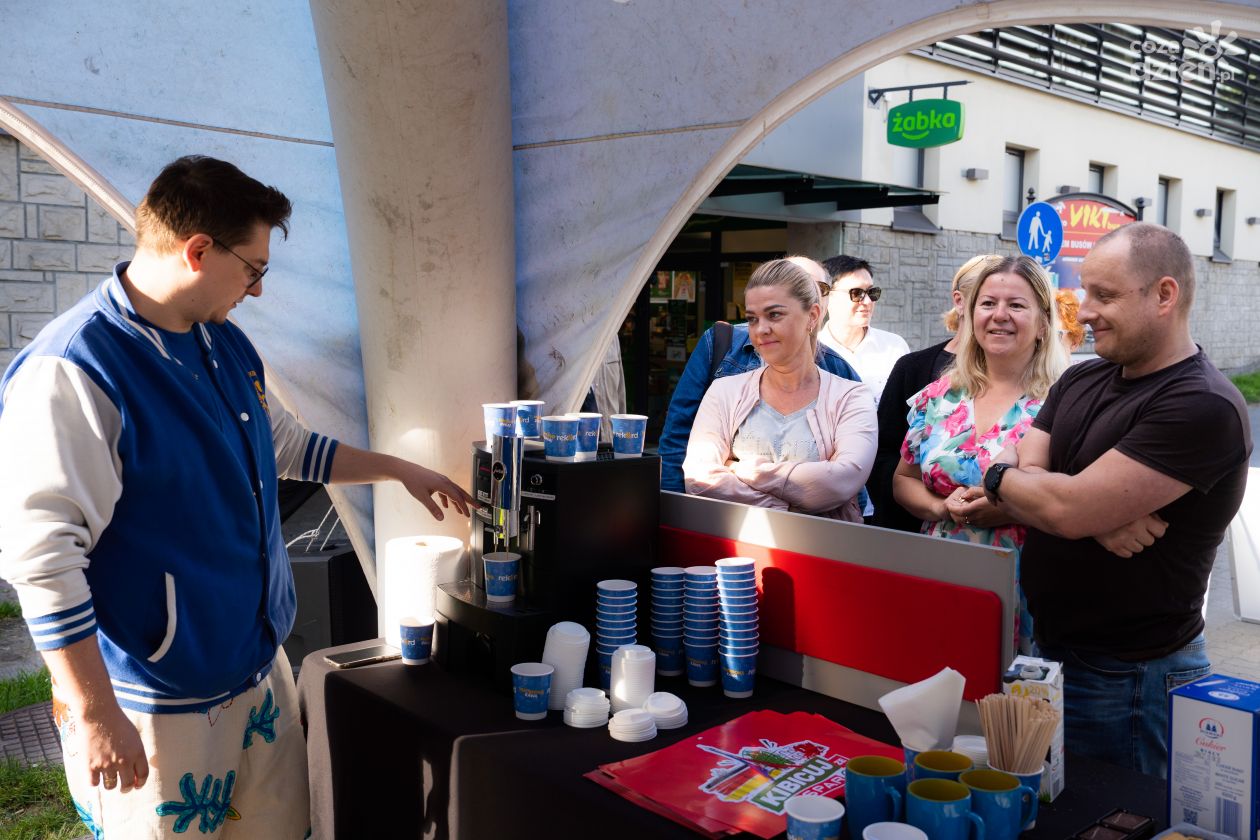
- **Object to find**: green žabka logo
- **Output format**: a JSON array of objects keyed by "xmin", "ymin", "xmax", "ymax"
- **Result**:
[{"xmin": 887, "ymin": 99, "xmax": 964, "ymax": 148}]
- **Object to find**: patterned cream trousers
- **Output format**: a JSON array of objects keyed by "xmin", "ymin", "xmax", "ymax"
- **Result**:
[{"xmin": 56, "ymin": 648, "xmax": 310, "ymax": 839}]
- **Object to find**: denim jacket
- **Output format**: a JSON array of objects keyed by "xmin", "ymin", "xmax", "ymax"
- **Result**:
[{"xmin": 658, "ymin": 322, "xmax": 860, "ymax": 492}]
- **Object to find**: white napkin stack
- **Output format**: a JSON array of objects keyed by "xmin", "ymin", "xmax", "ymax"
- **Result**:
[{"xmin": 877, "ymin": 667, "xmax": 966, "ymax": 751}]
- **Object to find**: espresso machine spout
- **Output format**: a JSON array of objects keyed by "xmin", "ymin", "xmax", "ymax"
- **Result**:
[{"xmin": 489, "ymin": 433, "xmax": 524, "ymax": 553}]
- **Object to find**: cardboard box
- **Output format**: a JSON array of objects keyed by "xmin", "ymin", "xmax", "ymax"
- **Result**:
[
  {"xmin": 1168, "ymin": 674, "xmax": 1260, "ymax": 840},
  {"xmin": 1002, "ymin": 655, "xmax": 1065, "ymax": 802}
]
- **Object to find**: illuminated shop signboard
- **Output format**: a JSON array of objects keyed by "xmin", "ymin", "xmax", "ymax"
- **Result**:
[
  {"xmin": 1045, "ymin": 194, "xmax": 1137, "ymax": 289},
  {"xmin": 886, "ymin": 99, "xmax": 965, "ymax": 148}
]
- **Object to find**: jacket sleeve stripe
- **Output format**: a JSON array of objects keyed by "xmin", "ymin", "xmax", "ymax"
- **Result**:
[{"xmin": 31, "ymin": 617, "xmax": 98, "ymax": 650}]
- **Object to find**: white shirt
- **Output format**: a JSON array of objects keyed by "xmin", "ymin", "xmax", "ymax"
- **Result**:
[{"xmin": 818, "ymin": 325, "xmax": 910, "ymax": 407}]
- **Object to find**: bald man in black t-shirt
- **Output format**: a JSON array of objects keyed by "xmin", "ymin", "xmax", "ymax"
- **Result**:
[{"xmin": 968, "ymin": 223, "xmax": 1251, "ymax": 778}]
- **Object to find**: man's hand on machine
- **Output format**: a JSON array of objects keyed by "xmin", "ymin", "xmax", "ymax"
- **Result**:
[{"xmin": 397, "ymin": 462, "xmax": 477, "ymax": 520}]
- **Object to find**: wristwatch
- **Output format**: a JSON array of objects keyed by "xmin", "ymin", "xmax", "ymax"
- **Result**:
[{"xmin": 984, "ymin": 462, "xmax": 1014, "ymax": 503}]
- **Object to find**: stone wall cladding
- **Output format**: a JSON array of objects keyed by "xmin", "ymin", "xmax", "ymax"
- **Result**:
[
  {"xmin": 841, "ymin": 222, "xmax": 1260, "ymax": 375},
  {"xmin": 0, "ymin": 134, "xmax": 132, "ymax": 369}
]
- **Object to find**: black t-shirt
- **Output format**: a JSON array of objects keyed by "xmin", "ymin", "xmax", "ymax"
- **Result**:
[{"xmin": 1022, "ymin": 351, "xmax": 1252, "ymax": 660}]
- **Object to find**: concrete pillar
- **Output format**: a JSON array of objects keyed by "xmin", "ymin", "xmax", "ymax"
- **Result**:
[
  {"xmin": 786, "ymin": 221, "xmax": 845, "ymax": 261},
  {"xmin": 309, "ymin": 3, "xmax": 515, "ymax": 562}
]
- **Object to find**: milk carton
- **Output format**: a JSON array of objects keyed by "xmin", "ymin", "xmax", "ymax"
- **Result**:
[
  {"xmin": 1002, "ymin": 655, "xmax": 1064, "ymax": 801},
  {"xmin": 1168, "ymin": 674, "xmax": 1260, "ymax": 840}
]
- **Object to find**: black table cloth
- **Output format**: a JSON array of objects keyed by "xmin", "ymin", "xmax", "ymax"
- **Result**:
[{"xmin": 300, "ymin": 647, "xmax": 1166, "ymax": 839}]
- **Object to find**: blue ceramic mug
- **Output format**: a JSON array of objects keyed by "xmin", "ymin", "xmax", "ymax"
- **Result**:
[
  {"xmin": 906, "ymin": 779, "xmax": 985, "ymax": 840},
  {"xmin": 961, "ymin": 769, "xmax": 1036, "ymax": 840},
  {"xmin": 914, "ymin": 750, "xmax": 973, "ymax": 782},
  {"xmin": 844, "ymin": 755, "xmax": 906, "ymax": 839}
]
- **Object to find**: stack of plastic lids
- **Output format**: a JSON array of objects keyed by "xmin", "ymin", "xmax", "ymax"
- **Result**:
[
  {"xmin": 642, "ymin": 691, "xmax": 688, "ymax": 730},
  {"xmin": 952, "ymin": 734, "xmax": 989, "ymax": 768},
  {"xmin": 609, "ymin": 708, "xmax": 657, "ymax": 742},
  {"xmin": 610, "ymin": 644, "xmax": 656, "ymax": 713},
  {"xmin": 564, "ymin": 687, "xmax": 611, "ymax": 728},
  {"xmin": 542, "ymin": 621, "xmax": 591, "ymax": 710}
]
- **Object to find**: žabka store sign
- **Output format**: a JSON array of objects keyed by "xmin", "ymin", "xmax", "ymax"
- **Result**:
[{"xmin": 887, "ymin": 99, "xmax": 965, "ymax": 148}]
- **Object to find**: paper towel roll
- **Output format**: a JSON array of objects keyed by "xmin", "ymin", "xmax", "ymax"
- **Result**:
[{"xmin": 381, "ymin": 535, "xmax": 467, "ymax": 647}]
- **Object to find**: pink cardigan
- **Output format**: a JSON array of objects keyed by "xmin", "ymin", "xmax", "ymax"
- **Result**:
[{"xmin": 682, "ymin": 367, "xmax": 877, "ymax": 521}]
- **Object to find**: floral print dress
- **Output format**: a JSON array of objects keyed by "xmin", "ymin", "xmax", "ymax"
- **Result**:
[{"xmin": 900, "ymin": 375, "xmax": 1041, "ymax": 653}]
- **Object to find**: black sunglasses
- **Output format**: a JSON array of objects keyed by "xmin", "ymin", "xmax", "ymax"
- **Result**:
[
  {"xmin": 844, "ymin": 286, "xmax": 882, "ymax": 303},
  {"xmin": 213, "ymin": 240, "xmax": 268, "ymax": 290}
]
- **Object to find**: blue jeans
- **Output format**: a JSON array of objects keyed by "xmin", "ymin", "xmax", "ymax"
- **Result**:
[{"xmin": 1037, "ymin": 636, "xmax": 1210, "ymax": 779}]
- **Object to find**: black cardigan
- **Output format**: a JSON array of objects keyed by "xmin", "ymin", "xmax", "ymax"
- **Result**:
[{"xmin": 871, "ymin": 339, "xmax": 954, "ymax": 532}]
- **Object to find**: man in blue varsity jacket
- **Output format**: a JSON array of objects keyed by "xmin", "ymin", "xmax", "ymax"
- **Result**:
[{"xmin": 0, "ymin": 156, "xmax": 472, "ymax": 838}]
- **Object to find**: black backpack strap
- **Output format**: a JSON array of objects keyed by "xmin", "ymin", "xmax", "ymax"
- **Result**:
[{"xmin": 709, "ymin": 321, "xmax": 733, "ymax": 380}]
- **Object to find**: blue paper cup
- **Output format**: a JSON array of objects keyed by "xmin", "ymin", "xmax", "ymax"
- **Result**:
[
  {"xmin": 652, "ymin": 620, "xmax": 684, "ymax": 633},
  {"xmin": 399, "ymin": 616, "xmax": 435, "ymax": 665},
  {"xmin": 652, "ymin": 599, "xmax": 685, "ymax": 612},
  {"xmin": 596, "ymin": 578, "xmax": 637, "ymax": 596},
  {"xmin": 651, "ymin": 566, "xmax": 686, "ymax": 580},
  {"xmin": 596, "ymin": 624, "xmax": 637, "ymax": 638},
  {"xmin": 511, "ymin": 662, "xmax": 553, "ymax": 720},
  {"xmin": 596, "ymin": 632, "xmax": 637, "ymax": 646},
  {"xmin": 685, "ymin": 645, "xmax": 719, "ymax": 686},
  {"xmin": 596, "ymin": 602, "xmax": 637, "ymax": 615},
  {"xmin": 721, "ymin": 617, "xmax": 759, "ymax": 630},
  {"xmin": 510, "ymin": 400, "xmax": 545, "ymax": 437},
  {"xmin": 540, "ymin": 415, "xmax": 579, "ymax": 462},
  {"xmin": 652, "ymin": 585, "xmax": 685, "ymax": 598},
  {"xmin": 655, "ymin": 644, "xmax": 685, "ymax": 676},
  {"xmin": 482, "ymin": 551, "xmax": 520, "ymax": 602},
  {"xmin": 684, "ymin": 565, "xmax": 718, "ymax": 581},
  {"xmin": 610, "ymin": 413, "xmax": 648, "ymax": 458},
  {"xmin": 785, "ymin": 795, "xmax": 845, "ymax": 840},
  {"xmin": 716, "ymin": 556, "xmax": 756, "ymax": 573},
  {"xmin": 721, "ymin": 606, "xmax": 759, "ymax": 619},
  {"xmin": 482, "ymin": 402, "xmax": 518, "ymax": 443},
  {"xmin": 720, "ymin": 651, "xmax": 757, "ymax": 698},
  {"xmin": 566, "ymin": 411, "xmax": 602, "ymax": 460},
  {"xmin": 720, "ymin": 596, "xmax": 756, "ymax": 612}
]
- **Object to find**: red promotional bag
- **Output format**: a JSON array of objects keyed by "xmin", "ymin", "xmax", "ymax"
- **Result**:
[{"xmin": 588, "ymin": 710, "xmax": 901, "ymax": 838}]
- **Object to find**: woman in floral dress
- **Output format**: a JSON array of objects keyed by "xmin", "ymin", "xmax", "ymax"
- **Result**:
[{"xmin": 893, "ymin": 255, "xmax": 1068, "ymax": 652}]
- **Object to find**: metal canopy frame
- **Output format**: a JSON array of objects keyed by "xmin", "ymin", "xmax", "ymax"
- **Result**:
[{"xmin": 712, "ymin": 164, "xmax": 939, "ymax": 212}]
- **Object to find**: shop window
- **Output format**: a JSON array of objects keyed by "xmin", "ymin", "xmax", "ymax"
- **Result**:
[{"xmin": 1001, "ymin": 147, "xmax": 1026, "ymax": 240}]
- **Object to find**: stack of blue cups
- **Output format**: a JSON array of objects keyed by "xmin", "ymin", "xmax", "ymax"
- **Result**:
[
  {"xmin": 683, "ymin": 566, "xmax": 720, "ymax": 687},
  {"xmin": 595, "ymin": 580, "xmax": 638, "ymax": 690},
  {"xmin": 649, "ymin": 567, "xmax": 686, "ymax": 676},
  {"xmin": 716, "ymin": 557, "xmax": 759, "ymax": 698}
]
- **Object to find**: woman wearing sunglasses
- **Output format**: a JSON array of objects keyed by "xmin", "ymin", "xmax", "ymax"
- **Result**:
[
  {"xmin": 817, "ymin": 256, "xmax": 910, "ymax": 408},
  {"xmin": 683, "ymin": 257, "xmax": 876, "ymax": 521}
]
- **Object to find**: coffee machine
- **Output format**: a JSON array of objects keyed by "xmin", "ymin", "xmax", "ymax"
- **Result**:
[{"xmin": 434, "ymin": 437, "xmax": 659, "ymax": 690}]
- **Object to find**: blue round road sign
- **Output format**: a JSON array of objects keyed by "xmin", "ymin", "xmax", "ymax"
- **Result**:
[{"xmin": 1017, "ymin": 202, "xmax": 1063, "ymax": 266}]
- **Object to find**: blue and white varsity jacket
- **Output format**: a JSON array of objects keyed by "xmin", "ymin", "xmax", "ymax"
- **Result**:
[{"xmin": 0, "ymin": 263, "xmax": 339, "ymax": 713}]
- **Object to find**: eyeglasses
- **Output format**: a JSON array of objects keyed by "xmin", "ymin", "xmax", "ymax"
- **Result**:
[
  {"xmin": 844, "ymin": 286, "xmax": 882, "ymax": 303},
  {"xmin": 213, "ymin": 241, "xmax": 268, "ymax": 289}
]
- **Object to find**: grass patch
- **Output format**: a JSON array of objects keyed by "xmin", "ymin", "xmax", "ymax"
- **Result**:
[
  {"xmin": 1233, "ymin": 372, "xmax": 1260, "ymax": 404},
  {"xmin": 0, "ymin": 670, "xmax": 51, "ymax": 717},
  {"xmin": 0, "ymin": 759, "xmax": 81, "ymax": 840},
  {"xmin": 0, "ymin": 601, "xmax": 20, "ymax": 621}
]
